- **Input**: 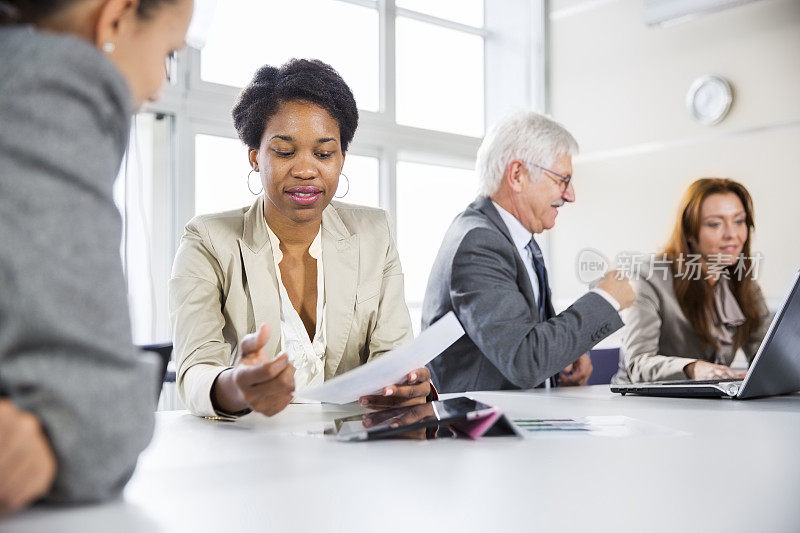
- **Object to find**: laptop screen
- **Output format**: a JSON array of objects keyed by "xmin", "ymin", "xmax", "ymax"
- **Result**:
[{"xmin": 739, "ymin": 271, "xmax": 800, "ymax": 399}]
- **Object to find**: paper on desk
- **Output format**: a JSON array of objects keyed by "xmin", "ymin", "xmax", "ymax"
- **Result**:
[
  {"xmin": 293, "ymin": 312, "xmax": 464, "ymax": 404},
  {"xmin": 509, "ymin": 416, "xmax": 687, "ymax": 438}
]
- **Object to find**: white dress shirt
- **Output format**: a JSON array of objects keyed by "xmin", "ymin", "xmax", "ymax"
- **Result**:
[
  {"xmin": 491, "ymin": 201, "xmax": 620, "ymax": 312},
  {"xmin": 266, "ymin": 225, "xmax": 326, "ymax": 397},
  {"xmin": 493, "ymin": 201, "xmax": 541, "ymax": 304}
]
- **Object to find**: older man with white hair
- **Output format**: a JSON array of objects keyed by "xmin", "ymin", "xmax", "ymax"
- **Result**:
[{"xmin": 422, "ymin": 111, "xmax": 635, "ymax": 393}]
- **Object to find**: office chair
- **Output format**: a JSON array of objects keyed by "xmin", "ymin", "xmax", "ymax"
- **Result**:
[
  {"xmin": 137, "ymin": 343, "xmax": 174, "ymax": 401},
  {"xmin": 587, "ymin": 348, "xmax": 621, "ymax": 385}
]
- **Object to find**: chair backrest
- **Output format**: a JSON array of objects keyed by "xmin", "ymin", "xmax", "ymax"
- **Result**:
[
  {"xmin": 587, "ymin": 348, "xmax": 621, "ymax": 385},
  {"xmin": 137, "ymin": 343, "xmax": 174, "ymax": 400}
]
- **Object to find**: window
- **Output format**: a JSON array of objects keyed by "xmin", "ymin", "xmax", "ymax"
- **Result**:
[
  {"xmin": 395, "ymin": 0, "xmax": 483, "ymax": 27},
  {"xmin": 115, "ymin": 113, "xmax": 174, "ymax": 345},
  {"xmin": 133, "ymin": 0, "xmax": 543, "ymax": 342},
  {"xmin": 338, "ymin": 154, "xmax": 380, "ymax": 208},
  {"xmin": 395, "ymin": 161, "xmax": 478, "ymax": 311},
  {"xmin": 200, "ymin": 0, "xmax": 379, "ymax": 111},
  {"xmin": 194, "ymin": 134, "xmax": 254, "ymax": 215},
  {"xmin": 395, "ymin": 14, "xmax": 484, "ymax": 136}
]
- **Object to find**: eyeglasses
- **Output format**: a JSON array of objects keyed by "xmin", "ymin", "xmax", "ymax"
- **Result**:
[{"xmin": 523, "ymin": 161, "xmax": 572, "ymax": 192}]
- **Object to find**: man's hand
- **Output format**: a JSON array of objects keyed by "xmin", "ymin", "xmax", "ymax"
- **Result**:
[
  {"xmin": 684, "ymin": 360, "xmax": 737, "ymax": 380},
  {"xmin": 358, "ymin": 367, "xmax": 432, "ymax": 410},
  {"xmin": 212, "ymin": 324, "xmax": 295, "ymax": 417},
  {"xmin": 0, "ymin": 400, "xmax": 57, "ymax": 516},
  {"xmin": 597, "ymin": 271, "xmax": 636, "ymax": 310},
  {"xmin": 558, "ymin": 353, "xmax": 593, "ymax": 386}
]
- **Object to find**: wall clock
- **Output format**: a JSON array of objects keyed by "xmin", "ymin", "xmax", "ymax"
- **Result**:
[{"xmin": 686, "ymin": 75, "xmax": 733, "ymax": 125}]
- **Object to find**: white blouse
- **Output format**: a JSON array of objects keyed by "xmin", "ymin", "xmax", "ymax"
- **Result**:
[{"xmin": 266, "ymin": 225, "xmax": 326, "ymax": 398}]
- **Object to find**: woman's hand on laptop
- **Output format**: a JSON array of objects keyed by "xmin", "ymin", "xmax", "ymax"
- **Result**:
[
  {"xmin": 358, "ymin": 367, "xmax": 432, "ymax": 410},
  {"xmin": 684, "ymin": 360, "xmax": 738, "ymax": 380}
]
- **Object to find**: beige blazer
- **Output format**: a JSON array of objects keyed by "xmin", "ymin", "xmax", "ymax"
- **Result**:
[
  {"xmin": 169, "ymin": 199, "xmax": 413, "ymax": 416},
  {"xmin": 612, "ymin": 265, "xmax": 771, "ymax": 384}
]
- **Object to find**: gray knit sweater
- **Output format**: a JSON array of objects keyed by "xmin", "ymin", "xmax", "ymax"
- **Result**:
[{"xmin": 0, "ymin": 25, "xmax": 156, "ymax": 503}]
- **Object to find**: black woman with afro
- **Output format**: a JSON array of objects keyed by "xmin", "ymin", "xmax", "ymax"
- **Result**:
[{"xmin": 170, "ymin": 59, "xmax": 434, "ymax": 419}]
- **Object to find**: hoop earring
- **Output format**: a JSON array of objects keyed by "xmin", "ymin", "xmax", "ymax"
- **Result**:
[
  {"xmin": 334, "ymin": 172, "xmax": 350, "ymax": 199},
  {"xmin": 247, "ymin": 169, "xmax": 263, "ymax": 195}
]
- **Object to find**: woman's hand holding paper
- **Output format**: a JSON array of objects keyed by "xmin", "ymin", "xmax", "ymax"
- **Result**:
[{"xmin": 358, "ymin": 367, "xmax": 432, "ymax": 410}]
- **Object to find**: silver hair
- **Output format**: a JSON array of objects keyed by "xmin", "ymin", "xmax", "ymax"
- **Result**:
[{"xmin": 476, "ymin": 110, "xmax": 579, "ymax": 197}]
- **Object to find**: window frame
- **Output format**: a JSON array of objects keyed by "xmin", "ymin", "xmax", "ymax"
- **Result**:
[{"xmin": 133, "ymin": 0, "xmax": 547, "ymax": 340}]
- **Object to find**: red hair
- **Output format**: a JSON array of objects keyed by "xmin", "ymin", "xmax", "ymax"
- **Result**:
[{"xmin": 663, "ymin": 178, "xmax": 762, "ymax": 350}]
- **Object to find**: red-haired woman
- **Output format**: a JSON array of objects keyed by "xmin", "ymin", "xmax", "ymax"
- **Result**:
[{"xmin": 613, "ymin": 178, "xmax": 771, "ymax": 383}]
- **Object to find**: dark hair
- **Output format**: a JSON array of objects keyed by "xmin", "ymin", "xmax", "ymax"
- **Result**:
[
  {"xmin": 663, "ymin": 178, "xmax": 761, "ymax": 351},
  {"xmin": 0, "ymin": 0, "xmax": 177, "ymax": 24},
  {"xmin": 232, "ymin": 59, "xmax": 359, "ymax": 152}
]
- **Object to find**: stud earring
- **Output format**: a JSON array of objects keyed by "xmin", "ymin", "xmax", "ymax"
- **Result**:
[{"xmin": 102, "ymin": 42, "xmax": 116, "ymax": 53}]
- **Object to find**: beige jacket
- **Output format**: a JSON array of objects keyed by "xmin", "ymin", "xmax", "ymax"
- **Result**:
[
  {"xmin": 612, "ymin": 267, "xmax": 771, "ymax": 384},
  {"xmin": 169, "ymin": 199, "xmax": 413, "ymax": 416}
]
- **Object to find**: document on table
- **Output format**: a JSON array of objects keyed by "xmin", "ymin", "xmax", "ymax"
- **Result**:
[
  {"xmin": 509, "ymin": 416, "xmax": 687, "ymax": 438},
  {"xmin": 293, "ymin": 312, "xmax": 464, "ymax": 404}
]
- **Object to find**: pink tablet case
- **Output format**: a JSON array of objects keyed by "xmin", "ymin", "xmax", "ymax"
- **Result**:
[{"xmin": 451, "ymin": 407, "xmax": 503, "ymax": 439}]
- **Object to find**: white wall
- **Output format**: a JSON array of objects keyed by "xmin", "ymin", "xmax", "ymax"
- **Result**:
[{"xmin": 546, "ymin": 0, "xmax": 800, "ymax": 313}]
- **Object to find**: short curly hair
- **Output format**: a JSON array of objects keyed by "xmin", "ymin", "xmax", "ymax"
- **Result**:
[{"xmin": 232, "ymin": 59, "xmax": 359, "ymax": 152}]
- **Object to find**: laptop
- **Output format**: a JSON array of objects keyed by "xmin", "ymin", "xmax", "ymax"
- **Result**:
[{"xmin": 611, "ymin": 270, "xmax": 800, "ymax": 399}]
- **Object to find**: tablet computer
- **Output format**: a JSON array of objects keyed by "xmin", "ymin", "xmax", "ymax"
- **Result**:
[{"xmin": 331, "ymin": 396, "xmax": 501, "ymax": 442}]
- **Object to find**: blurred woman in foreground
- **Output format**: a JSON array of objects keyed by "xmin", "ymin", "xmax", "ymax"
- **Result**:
[{"xmin": 0, "ymin": 0, "xmax": 193, "ymax": 514}]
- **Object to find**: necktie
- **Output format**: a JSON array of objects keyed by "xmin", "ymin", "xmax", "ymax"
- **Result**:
[
  {"xmin": 525, "ymin": 238, "xmax": 553, "ymax": 321},
  {"xmin": 526, "ymin": 237, "xmax": 557, "ymax": 388}
]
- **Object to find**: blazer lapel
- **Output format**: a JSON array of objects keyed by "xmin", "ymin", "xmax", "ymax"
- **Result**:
[
  {"xmin": 473, "ymin": 195, "xmax": 513, "ymax": 242},
  {"xmin": 237, "ymin": 199, "xmax": 281, "ymax": 360},
  {"xmin": 322, "ymin": 204, "xmax": 359, "ymax": 378},
  {"xmin": 473, "ymin": 196, "xmax": 539, "ymax": 315}
]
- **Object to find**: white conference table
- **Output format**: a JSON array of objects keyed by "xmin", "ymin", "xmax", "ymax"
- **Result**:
[{"xmin": 4, "ymin": 385, "xmax": 800, "ymax": 533}]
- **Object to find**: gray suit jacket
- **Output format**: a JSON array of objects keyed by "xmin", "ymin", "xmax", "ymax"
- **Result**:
[
  {"xmin": 0, "ymin": 26, "xmax": 156, "ymax": 503},
  {"xmin": 422, "ymin": 196, "xmax": 624, "ymax": 393},
  {"xmin": 611, "ymin": 265, "xmax": 771, "ymax": 383}
]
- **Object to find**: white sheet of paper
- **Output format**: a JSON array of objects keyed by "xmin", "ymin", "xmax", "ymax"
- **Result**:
[
  {"xmin": 509, "ymin": 416, "xmax": 687, "ymax": 438},
  {"xmin": 293, "ymin": 312, "xmax": 464, "ymax": 404}
]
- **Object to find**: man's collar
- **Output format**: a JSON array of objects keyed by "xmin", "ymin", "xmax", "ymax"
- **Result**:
[{"xmin": 491, "ymin": 200, "xmax": 533, "ymax": 252}]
